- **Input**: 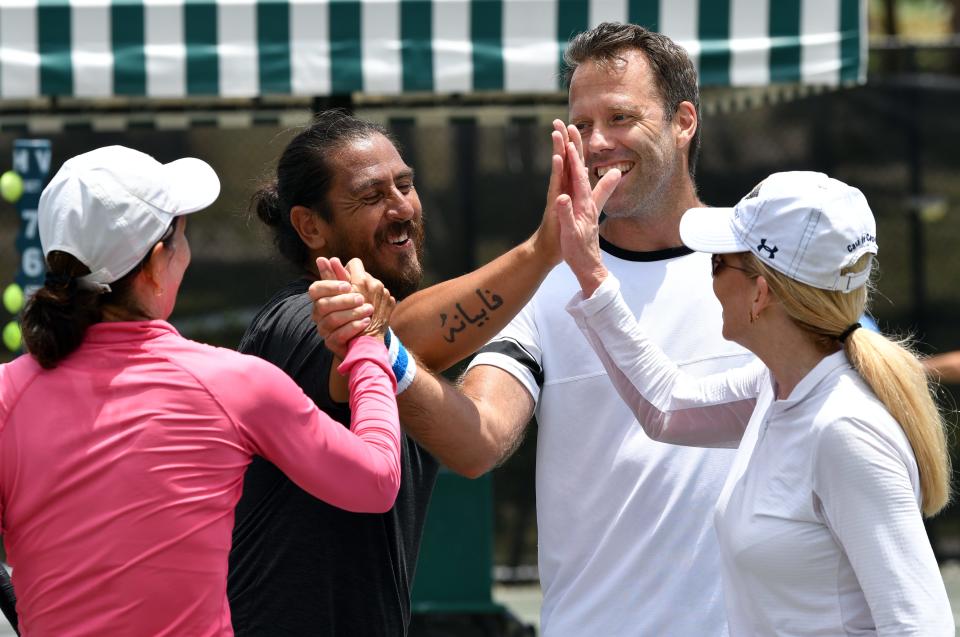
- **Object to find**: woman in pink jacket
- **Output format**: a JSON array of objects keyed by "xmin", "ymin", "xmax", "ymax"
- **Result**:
[{"xmin": 0, "ymin": 146, "xmax": 403, "ymax": 636}]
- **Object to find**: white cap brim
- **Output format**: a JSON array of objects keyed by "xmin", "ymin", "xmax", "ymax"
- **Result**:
[
  {"xmin": 679, "ymin": 206, "xmax": 749, "ymax": 254},
  {"xmin": 161, "ymin": 157, "xmax": 221, "ymax": 215}
]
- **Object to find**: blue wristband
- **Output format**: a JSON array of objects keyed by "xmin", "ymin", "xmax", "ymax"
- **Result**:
[{"xmin": 384, "ymin": 328, "xmax": 417, "ymax": 394}]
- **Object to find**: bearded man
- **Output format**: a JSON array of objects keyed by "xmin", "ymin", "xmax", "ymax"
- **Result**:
[{"xmin": 226, "ymin": 110, "xmax": 568, "ymax": 636}]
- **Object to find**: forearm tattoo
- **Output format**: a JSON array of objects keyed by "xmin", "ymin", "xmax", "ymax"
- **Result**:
[{"xmin": 439, "ymin": 288, "xmax": 504, "ymax": 343}]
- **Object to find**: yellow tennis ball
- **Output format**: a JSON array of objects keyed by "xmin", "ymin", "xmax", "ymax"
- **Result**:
[
  {"xmin": 2, "ymin": 321, "xmax": 21, "ymax": 351},
  {"xmin": 3, "ymin": 283, "xmax": 24, "ymax": 314},
  {"xmin": 0, "ymin": 171, "xmax": 24, "ymax": 204}
]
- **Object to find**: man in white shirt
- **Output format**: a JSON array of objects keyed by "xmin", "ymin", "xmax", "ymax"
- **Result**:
[
  {"xmin": 461, "ymin": 24, "xmax": 751, "ymax": 635},
  {"xmin": 312, "ymin": 22, "xmax": 752, "ymax": 636}
]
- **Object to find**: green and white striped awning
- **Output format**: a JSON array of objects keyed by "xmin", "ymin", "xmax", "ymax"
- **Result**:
[{"xmin": 0, "ymin": 0, "xmax": 866, "ymax": 99}]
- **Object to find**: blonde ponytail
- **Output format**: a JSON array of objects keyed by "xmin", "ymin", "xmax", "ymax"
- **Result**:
[
  {"xmin": 843, "ymin": 329, "xmax": 951, "ymax": 516},
  {"xmin": 743, "ymin": 253, "xmax": 951, "ymax": 517}
]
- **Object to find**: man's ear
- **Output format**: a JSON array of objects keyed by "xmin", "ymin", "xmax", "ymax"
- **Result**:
[
  {"xmin": 673, "ymin": 100, "xmax": 697, "ymax": 152},
  {"xmin": 290, "ymin": 205, "xmax": 329, "ymax": 251}
]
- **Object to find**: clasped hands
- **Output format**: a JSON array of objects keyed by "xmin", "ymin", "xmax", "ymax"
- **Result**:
[{"xmin": 308, "ymin": 256, "xmax": 395, "ymax": 360}]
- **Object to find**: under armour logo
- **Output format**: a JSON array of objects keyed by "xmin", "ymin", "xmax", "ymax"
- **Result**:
[
  {"xmin": 744, "ymin": 181, "xmax": 763, "ymax": 200},
  {"xmin": 757, "ymin": 239, "xmax": 778, "ymax": 259}
]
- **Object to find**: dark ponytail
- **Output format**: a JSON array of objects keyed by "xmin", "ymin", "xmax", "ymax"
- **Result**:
[
  {"xmin": 21, "ymin": 252, "xmax": 103, "ymax": 369},
  {"xmin": 21, "ymin": 218, "xmax": 179, "ymax": 369},
  {"xmin": 255, "ymin": 109, "xmax": 394, "ymax": 269}
]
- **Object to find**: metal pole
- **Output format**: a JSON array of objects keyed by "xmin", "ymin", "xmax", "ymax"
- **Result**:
[
  {"xmin": 905, "ymin": 46, "xmax": 926, "ymax": 336},
  {"xmin": 453, "ymin": 118, "xmax": 478, "ymax": 272}
]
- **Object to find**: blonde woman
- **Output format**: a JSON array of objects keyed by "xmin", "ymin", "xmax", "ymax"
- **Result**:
[{"xmin": 556, "ymin": 149, "xmax": 953, "ymax": 634}]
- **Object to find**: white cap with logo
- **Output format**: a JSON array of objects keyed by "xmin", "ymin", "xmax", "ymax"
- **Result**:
[
  {"xmin": 38, "ymin": 145, "xmax": 221, "ymax": 292},
  {"xmin": 679, "ymin": 171, "xmax": 877, "ymax": 293}
]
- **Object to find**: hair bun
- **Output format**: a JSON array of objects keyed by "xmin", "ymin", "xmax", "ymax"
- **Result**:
[{"xmin": 252, "ymin": 181, "xmax": 284, "ymax": 228}]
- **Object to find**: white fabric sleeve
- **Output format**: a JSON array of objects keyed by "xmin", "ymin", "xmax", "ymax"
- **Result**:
[
  {"xmin": 565, "ymin": 273, "xmax": 764, "ymax": 448},
  {"xmin": 467, "ymin": 301, "xmax": 543, "ymax": 405},
  {"xmin": 813, "ymin": 418, "xmax": 954, "ymax": 636}
]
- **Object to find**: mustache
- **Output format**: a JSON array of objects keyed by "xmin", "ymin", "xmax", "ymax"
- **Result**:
[{"xmin": 376, "ymin": 219, "xmax": 425, "ymax": 248}]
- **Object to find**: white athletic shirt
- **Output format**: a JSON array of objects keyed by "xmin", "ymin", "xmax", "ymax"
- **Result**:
[
  {"xmin": 565, "ymin": 273, "xmax": 954, "ymax": 636},
  {"xmin": 469, "ymin": 246, "xmax": 752, "ymax": 637}
]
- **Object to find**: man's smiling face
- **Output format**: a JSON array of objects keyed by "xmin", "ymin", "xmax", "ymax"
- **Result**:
[
  {"xmin": 323, "ymin": 133, "xmax": 425, "ymax": 300},
  {"xmin": 569, "ymin": 48, "xmax": 683, "ymax": 220}
]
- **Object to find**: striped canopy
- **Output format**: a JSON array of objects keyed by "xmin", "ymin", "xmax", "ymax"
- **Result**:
[{"xmin": 0, "ymin": 0, "xmax": 866, "ymax": 99}]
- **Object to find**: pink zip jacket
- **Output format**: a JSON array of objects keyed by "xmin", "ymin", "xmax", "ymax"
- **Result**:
[{"xmin": 0, "ymin": 321, "xmax": 401, "ymax": 636}]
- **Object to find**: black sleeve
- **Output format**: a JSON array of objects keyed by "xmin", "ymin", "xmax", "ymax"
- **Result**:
[
  {"xmin": 0, "ymin": 567, "xmax": 18, "ymax": 635},
  {"xmin": 238, "ymin": 289, "xmax": 344, "ymax": 416}
]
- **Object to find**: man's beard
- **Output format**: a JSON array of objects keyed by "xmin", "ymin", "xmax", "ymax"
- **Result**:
[
  {"xmin": 329, "ymin": 217, "xmax": 426, "ymax": 302},
  {"xmin": 371, "ymin": 242, "xmax": 423, "ymax": 301}
]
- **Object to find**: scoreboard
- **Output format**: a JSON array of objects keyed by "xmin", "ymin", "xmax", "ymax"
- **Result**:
[{"xmin": 3, "ymin": 139, "xmax": 52, "ymax": 353}]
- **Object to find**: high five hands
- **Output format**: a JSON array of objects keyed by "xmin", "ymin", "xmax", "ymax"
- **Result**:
[
  {"xmin": 551, "ymin": 120, "xmax": 622, "ymax": 297},
  {"xmin": 304, "ymin": 120, "xmax": 621, "ymax": 362}
]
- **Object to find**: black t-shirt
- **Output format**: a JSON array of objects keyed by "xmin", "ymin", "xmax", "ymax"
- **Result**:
[{"xmin": 227, "ymin": 279, "xmax": 440, "ymax": 636}]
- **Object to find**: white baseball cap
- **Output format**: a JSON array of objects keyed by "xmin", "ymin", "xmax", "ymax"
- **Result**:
[
  {"xmin": 39, "ymin": 145, "xmax": 220, "ymax": 292},
  {"xmin": 679, "ymin": 171, "xmax": 877, "ymax": 293}
]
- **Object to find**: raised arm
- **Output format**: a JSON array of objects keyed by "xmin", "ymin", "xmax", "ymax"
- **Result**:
[
  {"xmin": 387, "ymin": 121, "xmax": 572, "ymax": 372},
  {"xmin": 556, "ymin": 131, "xmax": 760, "ymax": 447},
  {"xmin": 567, "ymin": 274, "xmax": 762, "ymax": 447},
  {"xmin": 301, "ymin": 124, "xmax": 619, "ymax": 475},
  {"xmin": 316, "ymin": 122, "xmax": 619, "ymax": 375}
]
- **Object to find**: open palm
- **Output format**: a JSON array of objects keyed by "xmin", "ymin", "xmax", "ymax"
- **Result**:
[{"xmin": 555, "ymin": 131, "xmax": 621, "ymax": 296}]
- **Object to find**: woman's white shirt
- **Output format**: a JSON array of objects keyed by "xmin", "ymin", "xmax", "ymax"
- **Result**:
[{"xmin": 567, "ymin": 273, "xmax": 953, "ymax": 636}]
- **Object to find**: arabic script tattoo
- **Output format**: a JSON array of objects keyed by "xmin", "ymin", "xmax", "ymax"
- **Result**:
[{"xmin": 441, "ymin": 288, "xmax": 505, "ymax": 343}]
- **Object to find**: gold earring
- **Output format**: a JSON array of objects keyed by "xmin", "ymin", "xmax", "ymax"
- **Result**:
[{"xmin": 749, "ymin": 310, "xmax": 757, "ymax": 324}]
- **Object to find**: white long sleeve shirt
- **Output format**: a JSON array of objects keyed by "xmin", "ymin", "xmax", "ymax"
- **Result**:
[
  {"xmin": 567, "ymin": 273, "xmax": 953, "ymax": 637},
  {"xmin": 469, "ymin": 248, "xmax": 750, "ymax": 636}
]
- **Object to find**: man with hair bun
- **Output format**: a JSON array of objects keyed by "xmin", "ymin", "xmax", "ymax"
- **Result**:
[
  {"xmin": 227, "ymin": 110, "xmax": 584, "ymax": 635},
  {"xmin": 228, "ymin": 113, "xmax": 435, "ymax": 636}
]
